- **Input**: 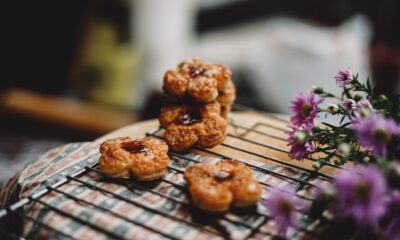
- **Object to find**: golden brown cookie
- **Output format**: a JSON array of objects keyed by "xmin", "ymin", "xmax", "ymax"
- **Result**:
[
  {"xmin": 217, "ymin": 81, "xmax": 236, "ymax": 119},
  {"xmin": 184, "ymin": 160, "xmax": 262, "ymax": 212},
  {"xmin": 159, "ymin": 101, "xmax": 227, "ymax": 152},
  {"xmin": 163, "ymin": 59, "xmax": 232, "ymax": 103},
  {"xmin": 99, "ymin": 137, "xmax": 170, "ymax": 181},
  {"xmin": 217, "ymin": 81, "xmax": 236, "ymax": 106},
  {"xmin": 220, "ymin": 105, "xmax": 232, "ymax": 119}
]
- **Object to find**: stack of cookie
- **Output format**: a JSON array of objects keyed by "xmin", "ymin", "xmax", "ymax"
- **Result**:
[{"xmin": 159, "ymin": 59, "xmax": 236, "ymax": 152}]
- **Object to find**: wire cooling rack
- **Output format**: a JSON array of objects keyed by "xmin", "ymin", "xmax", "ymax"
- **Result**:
[{"xmin": 0, "ymin": 106, "xmax": 338, "ymax": 240}]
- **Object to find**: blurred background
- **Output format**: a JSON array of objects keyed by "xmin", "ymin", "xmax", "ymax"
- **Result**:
[{"xmin": 1, "ymin": 0, "xmax": 399, "ymax": 182}]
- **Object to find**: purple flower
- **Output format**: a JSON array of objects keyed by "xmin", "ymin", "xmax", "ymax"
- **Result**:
[
  {"xmin": 352, "ymin": 113, "xmax": 400, "ymax": 156},
  {"xmin": 335, "ymin": 67, "xmax": 353, "ymax": 87},
  {"xmin": 341, "ymin": 99, "xmax": 356, "ymax": 112},
  {"xmin": 334, "ymin": 165, "xmax": 387, "ymax": 229},
  {"xmin": 286, "ymin": 126, "xmax": 315, "ymax": 160},
  {"xmin": 352, "ymin": 99, "xmax": 374, "ymax": 119},
  {"xmin": 355, "ymin": 99, "xmax": 373, "ymax": 111},
  {"xmin": 383, "ymin": 192, "xmax": 400, "ymax": 240},
  {"xmin": 289, "ymin": 92, "xmax": 323, "ymax": 130},
  {"xmin": 265, "ymin": 187, "xmax": 303, "ymax": 235}
]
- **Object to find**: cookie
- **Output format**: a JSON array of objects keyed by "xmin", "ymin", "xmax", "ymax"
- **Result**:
[
  {"xmin": 99, "ymin": 137, "xmax": 170, "ymax": 181},
  {"xmin": 184, "ymin": 160, "xmax": 262, "ymax": 212},
  {"xmin": 217, "ymin": 81, "xmax": 236, "ymax": 119},
  {"xmin": 159, "ymin": 101, "xmax": 227, "ymax": 152},
  {"xmin": 217, "ymin": 81, "xmax": 236, "ymax": 106},
  {"xmin": 220, "ymin": 105, "xmax": 232, "ymax": 119},
  {"xmin": 163, "ymin": 59, "xmax": 232, "ymax": 103}
]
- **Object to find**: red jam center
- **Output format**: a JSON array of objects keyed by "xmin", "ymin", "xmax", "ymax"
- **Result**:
[
  {"xmin": 213, "ymin": 170, "xmax": 233, "ymax": 181},
  {"xmin": 188, "ymin": 66, "xmax": 206, "ymax": 78},
  {"xmin": 174, "ymin": 111, "xmax": 201, "ymax": 125},
  {"xmin": 121, "ymin": 141, "xmax": 148, "ymax": 153}
]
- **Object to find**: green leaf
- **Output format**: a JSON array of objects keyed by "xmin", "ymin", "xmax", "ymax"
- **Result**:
[
  {"xmin": 321, "ymin": 122, "xmax": 337, "ymax": 129},
  {"xmin": 340, "ymin": 115, "xmax": 346, "ymax": 124}
]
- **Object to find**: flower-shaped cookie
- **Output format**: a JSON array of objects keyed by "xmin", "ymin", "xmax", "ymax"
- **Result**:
[
  {"xmin": 159, "ymin": 101, "xmax": 227, "ymax": 152},
  {"xmin": 99, "ymin": 137, "xmax": 170, "ymax": 181},
  {"xmin": 217, "ymin": 81, "xmax": 236, "ymax": 119},
  {"xmin": 163, "ymin": 59, "xmax": 232, "ymax": 103},
  {"xmin": 184, "ymin": 160, "xmax": 262, "ymax": 212},
  {"xmin": 217, "ymin": 81, "xmax": 236, "ymax": 106}
]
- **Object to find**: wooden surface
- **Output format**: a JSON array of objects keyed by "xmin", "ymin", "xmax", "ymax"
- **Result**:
[
  {"xmin": 2, "ymin": 89, "xmax": 138, "ymax": 135},
  {"xmin": 98, "ymin": 111, "xmax": 339, "ymax": 176}
]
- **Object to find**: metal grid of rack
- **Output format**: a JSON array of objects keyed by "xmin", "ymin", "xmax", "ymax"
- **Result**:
[{"xmin": 0, "ymin": 107, "xmax": 337, "ymax": 239}]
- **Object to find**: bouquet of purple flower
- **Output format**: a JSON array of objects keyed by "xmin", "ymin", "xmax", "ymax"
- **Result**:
[
  {"xmin": 308, "ymin": 165, "xmax": 400, "ymax": 240},
  {"xmin": 264, "ymin": 67, "xmax": 400, "ymax": 239},
  {"xmin": 287, "ymin": 67, "xmax": 400, "ymax": 168}
]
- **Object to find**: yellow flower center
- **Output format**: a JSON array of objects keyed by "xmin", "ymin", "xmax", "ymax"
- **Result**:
[
  {"xmin": 278, "ymin": 199, "xmax": 293, "ymax": 216},
  {"xmin": 373, "ymin": 127, "xmax": 391, "ymax": 143},
  {"xmin": 301, "ymin": 104, "xmax": 312, "ymax": 118},
  {"xmin": 353, "ymin": 180, "xmax": 371, "ymax": 202}
]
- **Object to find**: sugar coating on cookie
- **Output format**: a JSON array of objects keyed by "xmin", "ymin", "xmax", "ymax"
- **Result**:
[
  {"xmin": 163, "ymin": 59, "xmax": 232, "ymax": 103},
  {"xmin": 99, "ymin": 137, "xmax": 170, "ymax": 181},
  {"xmin": 159, "ymin": 101, "xmax": 227, "ymax": 152},
  {"xmin": 184, "ymin": 160, "xmax": 262, "ymax": 212}
]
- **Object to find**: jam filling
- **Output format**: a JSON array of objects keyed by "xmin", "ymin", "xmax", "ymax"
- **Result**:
[
  {"xmin": 213, "ymin": 170, "xmax": 233, "ymax": 181},
  {"xmin": 174, "ymin": 110, "xmax": 201, "ymax": 125},
  {"xmin": 188, "ymin": 66, "xmax": 206, "ymax": 78},
  {"xmin": 121, "ymin": 141, "xmax": 148, "ymax": 153}
]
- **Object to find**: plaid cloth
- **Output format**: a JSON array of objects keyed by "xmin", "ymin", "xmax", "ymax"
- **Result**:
[{"xmin": 0, "ymin": 140, "xmax": 330, "ymax": 239}]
